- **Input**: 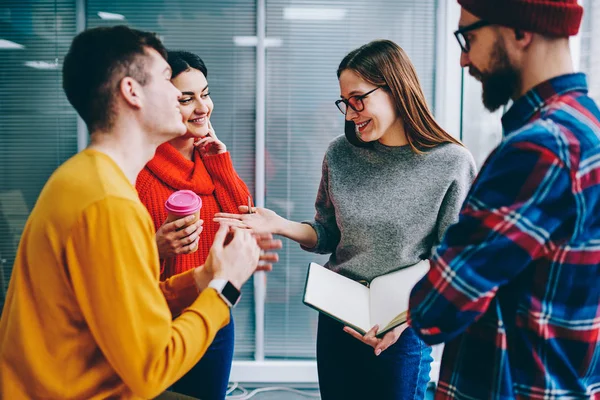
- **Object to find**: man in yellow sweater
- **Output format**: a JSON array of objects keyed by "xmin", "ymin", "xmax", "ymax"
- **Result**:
[{"xmin": 0, "ymin": 26, "xmax": 268, "ymax": 399}]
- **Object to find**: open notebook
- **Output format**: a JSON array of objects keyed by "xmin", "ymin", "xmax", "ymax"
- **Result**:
[{"xmin": 303, "ymin": 260, "xmax": 429, "ymax": 338}]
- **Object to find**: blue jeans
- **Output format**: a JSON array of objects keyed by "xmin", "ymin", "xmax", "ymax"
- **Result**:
[
  {"xmin": 171, "ymin": 315, "xmax": 234, "ymax": 400},
  {"xmin": 316, "ymin": 314, "xmax": 432, "ymax": 400}
]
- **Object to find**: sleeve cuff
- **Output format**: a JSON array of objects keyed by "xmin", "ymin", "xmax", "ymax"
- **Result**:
[
  {"xmin": 299, "ymin": 221, "xmax": 321, "ymax": 252},
  {"xmin": 160, "ymin": 269, "xmax": 200, "ymax": 317}
]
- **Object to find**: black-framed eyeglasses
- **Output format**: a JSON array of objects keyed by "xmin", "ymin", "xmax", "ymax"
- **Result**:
[
  {"xmin": 454, "ymin": 20, "xmax": 492, "ymax": 53},
  {"xmin": 335, "ymin": 87, "xmax": 382, "ymax": 115}
]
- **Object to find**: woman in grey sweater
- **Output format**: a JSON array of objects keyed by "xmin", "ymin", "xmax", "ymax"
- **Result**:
[{"xmin": 215, "ymin": 40, "xmax": 476, "ymax": 399}]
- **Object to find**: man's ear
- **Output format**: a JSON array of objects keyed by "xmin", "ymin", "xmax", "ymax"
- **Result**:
[
  {"xmin": 515, "ymin": 29, "xmax": 524, "ymax": 40},
  {"xmin": 514, "ymin": 29, "xmax": 533, "ymax": 49},
  {"xmin": 119, "ymin": 77, "xmax": 143, "ymax": 109}
]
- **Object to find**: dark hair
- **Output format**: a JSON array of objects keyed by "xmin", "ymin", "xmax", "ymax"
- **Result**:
[
  {"xmin": 167, "ymin": 50, "xmax": 208, "ymax": 79},
  {"xmin": 338, "ymin": 40, "xmax": 463, "ymax": 153},
  {"xmin": 62, "ymin": 25, "xmax": 166, "ymax": 133}
]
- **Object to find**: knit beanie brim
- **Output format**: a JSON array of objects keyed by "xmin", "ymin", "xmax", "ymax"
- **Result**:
[{"xmin": 458, "ymin": 0, "xmax": 583, "ymax": 37}]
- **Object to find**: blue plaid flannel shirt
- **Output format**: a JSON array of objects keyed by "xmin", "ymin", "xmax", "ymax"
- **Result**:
[{"xmin": 409, "ymin": 73, "xmax": 600, "ymax": 399}]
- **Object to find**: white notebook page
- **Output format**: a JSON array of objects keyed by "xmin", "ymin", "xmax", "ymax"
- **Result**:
[
  {"xmin": 304, "ymin": 263, "xmax": 371, "ymax": 332},
  {"xmin": 369, "ymin": 260, "xmax": 430, "ymax": 330}
]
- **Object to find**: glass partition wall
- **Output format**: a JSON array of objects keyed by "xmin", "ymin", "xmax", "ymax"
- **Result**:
[{"xmin": 0, "ymin": 1, "xmax": 438, "ymax": 373}]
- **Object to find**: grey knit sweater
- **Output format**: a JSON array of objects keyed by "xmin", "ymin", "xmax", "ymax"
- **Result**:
[{"xmin": 303, "ymin": 135, "xmax": 476, "ymax": 282}]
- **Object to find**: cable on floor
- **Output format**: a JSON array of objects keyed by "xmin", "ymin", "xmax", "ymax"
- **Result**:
[{"xmin": 226, "ymin": 383, "xmax": 321, "ymax": 399}]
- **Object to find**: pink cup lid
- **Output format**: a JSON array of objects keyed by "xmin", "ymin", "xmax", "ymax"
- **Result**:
[{"xmin": 165, "ymin": 190, "xmax": 202, "ymax": 216}]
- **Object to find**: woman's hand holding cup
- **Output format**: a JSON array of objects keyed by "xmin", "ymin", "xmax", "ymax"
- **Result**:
[{"xmin": 158, "ymin": 190, "xmax": 203, "ymax": 259}]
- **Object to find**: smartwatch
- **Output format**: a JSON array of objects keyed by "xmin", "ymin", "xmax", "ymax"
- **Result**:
[{"xmin": 208, "ymin": 279, "xmax": 241, "ymax": 308}]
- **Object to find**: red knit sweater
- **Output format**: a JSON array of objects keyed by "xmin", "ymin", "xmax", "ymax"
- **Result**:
[{"xmin": 136, "ymin": 143, "xmax": 251, "ymax": 279}]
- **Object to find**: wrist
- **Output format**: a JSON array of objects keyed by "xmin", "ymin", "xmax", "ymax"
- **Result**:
[
  {"xmin": 213, "ymin": 272, "xmax": 242, "ymax": 291},
  {"xmin": 193, "ymin": 265, "xmax": 213, "ymax": 291},
  {"xmin": 273, "ymin": 215, "xmax": 288, "ymax": 236}
]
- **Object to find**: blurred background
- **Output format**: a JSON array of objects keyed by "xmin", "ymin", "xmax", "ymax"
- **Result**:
[{"xmin": 0, "ymin": 0, "xmax": 597, "ymax": 397}]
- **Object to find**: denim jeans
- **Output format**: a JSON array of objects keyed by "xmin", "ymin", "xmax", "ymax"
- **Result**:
[
  {"xmin": 316, "ymin": 314, "xmax": 432, "ymax": 400},
  {"xmin": 171, "ymin": 314, "xmax": 234, "ymax": 400}
]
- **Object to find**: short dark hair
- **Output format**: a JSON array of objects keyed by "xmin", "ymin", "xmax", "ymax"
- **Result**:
[
  {"xmin": 167, "ymin": 50, "xmax": 208, "ymax": 79},
  {"xmin": 62, "ymin": 25, "xmax": 167, "ymax": 132}
]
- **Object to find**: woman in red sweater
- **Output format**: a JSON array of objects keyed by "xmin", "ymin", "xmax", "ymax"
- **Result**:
[{"xmin": 136, "ymin": 51, "xmax": 249, "ymax": 400}]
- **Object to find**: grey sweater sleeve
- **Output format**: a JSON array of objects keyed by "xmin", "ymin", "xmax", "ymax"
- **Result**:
[
  {"xmin": 434, "ymin": 153, "xmax": 477, "ymax": 246},
  {"xmin": 301, "ymin": 155, "xmax": 340, "ymax": 254}
]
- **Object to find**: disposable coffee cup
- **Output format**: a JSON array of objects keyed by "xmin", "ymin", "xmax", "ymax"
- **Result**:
[{"xmin": 164, "ymin": 190, "xmax": 202, "ymax": 225}]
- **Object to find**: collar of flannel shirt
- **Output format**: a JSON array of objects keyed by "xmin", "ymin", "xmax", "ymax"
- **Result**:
[{"xmin": 501, "ymin": 72, "xmax": 588, "ymax": 134}]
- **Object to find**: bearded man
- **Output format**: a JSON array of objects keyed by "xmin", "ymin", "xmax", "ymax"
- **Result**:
[{"xmin": 408, "ymin": 1, "xmax": 600, "ymax": 399}]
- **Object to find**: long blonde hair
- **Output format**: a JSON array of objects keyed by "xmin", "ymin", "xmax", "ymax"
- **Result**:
[{"xmin": 338, "ymin": 40, "xmax": 463, "ymax": 153}]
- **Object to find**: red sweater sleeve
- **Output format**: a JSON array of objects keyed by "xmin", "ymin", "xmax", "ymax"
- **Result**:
[
  {"xmin": 136, "ymin": 167, "xmax": 199, "ymax": 312},
  {"xmin": 202, "ymin": 152, "xmax": 251, "ymax": 214}
]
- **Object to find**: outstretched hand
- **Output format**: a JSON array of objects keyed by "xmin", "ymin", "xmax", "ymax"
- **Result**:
[{"xmin": 214, "ymin": 205, "xmax": 283, "ymax": 235}]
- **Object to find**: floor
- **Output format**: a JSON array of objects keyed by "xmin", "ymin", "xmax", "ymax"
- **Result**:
[
  {"xmin": 225, "ymin": 383, "xmax": 436, "ymax": 399},
  {"xmin": 157, "ymin": 383, "xmax": 436, "ymax": 399}
]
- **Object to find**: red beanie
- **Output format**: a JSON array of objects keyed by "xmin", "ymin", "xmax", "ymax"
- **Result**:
[{"xmin": 457, "ymin": 0, "xmax": 583, "ymax": 37}]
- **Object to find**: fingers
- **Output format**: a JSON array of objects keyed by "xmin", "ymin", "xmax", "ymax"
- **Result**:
[
  {"xmin": 207, "ymin": 121, "xmax": 219, "ymax": 139},
  {"xmin": 259, "ymin": 251, "xmax": 279, "ymax": 261},
  {"xmin": 212, "ymin": 223, "xmax": 230, "ymax": 250},
  {"xmin": 178, "ymin": 226, "xmax": 202, "ymax": 248},
  {"xmin": 254, "ymin": 241, "xmax": 280, "ymax": 270},
  {"xmin": 253, "ymin": 232, "xmax": 273, "ymax": 240},
  {"xmin": 195, "ymin": 137, "xmax": 215, "ymax": 146},
  {"xmin": 256, "ymin": 238, "xmax": 282, "ymax": 251},
  {"xmin": 230, "ymin": 228, "xmax": 261, "ymax": 265},
  {"xmin": 213, "ymin": 218, "xmax": 248, "ymax": 229},
  {"xmin": 237, "ymin": 205, "xmax": 257, "ymax": 214},
  {"xmin": 374, "ymin": 324, "xmax": 407, "ymax": 356},
  {"xmin": 228, "ymin": 225, "xmax": 249, "ymax": 244},
  {"xmin": 180, "ymin": 236, "xmax": 200, "ymax": 254},
  {"xmin": 214, "ymin": 212, "xmax": 243, "ymax": 220},
  {"xmin": 215, "ymin": 227, "xmax": 260, "ymax": 289},
  {"xmin": 343, "ymin": 325, "xmax": 380, "ymax": 348},
  {"xmin": 215, "ymin": 209, "xmax": 258, "ymax": 218},
  {"xmin": 207, "ymin": 126, "xmax": 217, "ymax": 138},
  {"xmin": 374, "ymin": 335, "xmax": 393, "ymax": 356},
  {"xmin": 213, "ymin": 211, "xmax": 261, "ymax": 230},
  {"xmin": 165, "ymin": 214, "xmax": 197, "ymax": 231},
  {"xmin": 166, "ymin": 225, "xmax": 203, "ymax": 255},
  {"xmin": 364, "ymin": 324, "xmax": 379, "ymax": 340},
  {"xmin": 172, "ymin": 219, "xmax": 203, "ymax": 240},
  {"xmin": 157, "ymin": 216, "xmax": 203, "ymax": 258},
  {"xmin": 342, "ymin": 326, "xmax": 368, "ymax": 342},
  {"xmin": 259, "ymin": 252, "xmax": 279, "ymax": 264},
  {"xmin": 256, "ymin": 263, "xmax": 274, "ymax": 272}
]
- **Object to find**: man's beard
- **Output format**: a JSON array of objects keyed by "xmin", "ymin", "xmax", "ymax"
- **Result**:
[{"xmin": 469, "ymin": 39, "xmax": 521, "ymax": 112}]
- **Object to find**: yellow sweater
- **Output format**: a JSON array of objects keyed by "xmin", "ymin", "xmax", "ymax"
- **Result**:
[{"xmin": 0, "ymin": 149, "xmax": 230, "ymax": 399}]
